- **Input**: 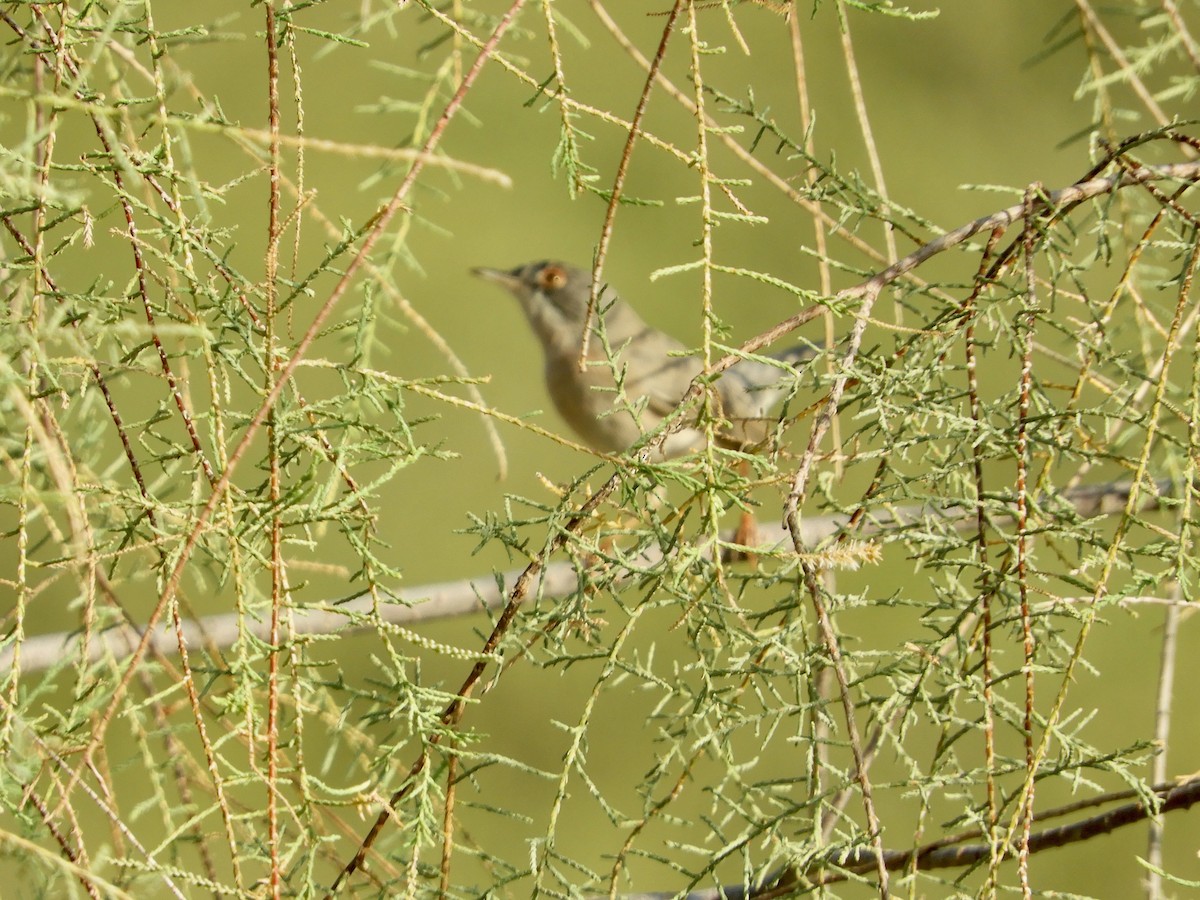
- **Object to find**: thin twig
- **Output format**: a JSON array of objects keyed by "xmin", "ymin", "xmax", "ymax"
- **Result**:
[
  {"xmin": 56, "ymin": 0, "xmax": 523, "ymax": 820},
  {"xmin": 326, "ymin": 467, "xmax": 622, "ymax": 894},
  {"xmin": 580, "ymin": 0, "xmax": 685, "ymax": 370},
  {"xmin": 1015, "ymin": 183, "xmax": 1040, "ymax": 899}
]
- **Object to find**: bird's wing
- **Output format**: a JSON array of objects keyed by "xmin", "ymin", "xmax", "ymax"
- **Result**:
[
  {"xmin": 615, "ymin": 326, "xmax": 702, "ymax": 416},
  {"xmin": 719, "ymin": 343, "xmax": 820, "ymax": 413},
  {"xmin": 710, "ymin": 342, "xmax": 822, "ymax": 448},
  {"xmin": 622, "ymin": 337, "xmax": 822, "ymax": 438},
  {"xmin": 602, "ymin": 317, "xmax": 822, "ymax": 448}
]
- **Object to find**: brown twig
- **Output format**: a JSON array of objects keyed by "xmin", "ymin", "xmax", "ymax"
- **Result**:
[
  {"xmin": 54, "ymin": 0, "xmax": 523, "ymax": 825},
  {"xmin": 439, "ymin": 748, "xmax": 458, "ymax": 895},
  {"xmin": 963, "ymin": 225, "xmax": 1006, "ymax": 894},
  {"xmin": 1015, "ymin": 183, "xmax": 1041, "ymax": 898},
  {"xmin": 626, "ymin": 777, "xmax": 1200, "ymax": 898},
  {"xmin": 325, "ymin": 467, "xmax": 621, "ymax": 894},
  {"xmin": 800, "ymin": 561, "xmax": 890, "ymax": 896},
  {"xmin": 811, "ymin": 776, "xmax": 1200, "ymax": 886},
  {"xmin": 579, "ymin": 0, "xmax": 685, "ymax": 370},
  {"xmin": 264, "ymin": 3, "xmax": 285, "ymax": 896}
]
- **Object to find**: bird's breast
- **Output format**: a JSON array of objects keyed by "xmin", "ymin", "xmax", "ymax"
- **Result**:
[{"xmin": 543, "ymin": 353, "xmax": 646, "ymax": 452}]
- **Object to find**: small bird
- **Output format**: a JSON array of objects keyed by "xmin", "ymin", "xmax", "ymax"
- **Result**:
[{"xmin": 472, "ymin": 260, "xmax": 818, "ymax": 459}]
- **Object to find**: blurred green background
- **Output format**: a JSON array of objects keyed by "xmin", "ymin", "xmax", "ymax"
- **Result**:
[{"xmin": 4, "ymin": 1, "xmax": 1199, "ymax": 896}]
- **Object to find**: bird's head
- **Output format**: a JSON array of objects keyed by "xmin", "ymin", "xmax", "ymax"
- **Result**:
[
  {"xmin": 473, "ymin": 260, "xmax": 636, "ymax": 356},
  {"xmin": 472, "ymin": 259, "xmax": 590, "ymax": 323}
]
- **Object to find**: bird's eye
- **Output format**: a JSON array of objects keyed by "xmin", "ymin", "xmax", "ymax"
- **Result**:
[{"xmin": 537, "ymin": 265, "xmax": 568, "ymax": 292}]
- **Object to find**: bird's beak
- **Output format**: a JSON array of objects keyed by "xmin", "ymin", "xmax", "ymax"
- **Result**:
[{"xmin": 470, "ymin": 266, "xmax": 523, "ymax": 292}]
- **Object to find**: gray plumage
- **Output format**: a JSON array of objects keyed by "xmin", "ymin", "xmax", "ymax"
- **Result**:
[{"xmin": 472, "ymin": 260, "xmax": 817, "ymax": 458}]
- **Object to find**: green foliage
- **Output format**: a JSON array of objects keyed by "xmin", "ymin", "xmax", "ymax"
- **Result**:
[{"xmin": 1, "ymin": 2, "xmax": 1199, "ymax": 898}]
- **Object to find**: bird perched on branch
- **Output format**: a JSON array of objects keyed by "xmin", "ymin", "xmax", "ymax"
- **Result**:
[{"xmin": 472, "ymin": 260, "xmax": 818, "ymax": 460}]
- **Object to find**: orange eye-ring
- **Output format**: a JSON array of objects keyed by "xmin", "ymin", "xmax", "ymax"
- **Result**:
[{"xmin": 537, "ymin": 265, "xmax": 568, "ymax": 291}]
